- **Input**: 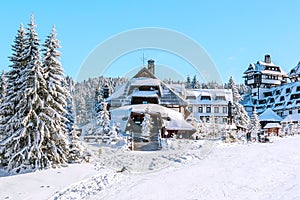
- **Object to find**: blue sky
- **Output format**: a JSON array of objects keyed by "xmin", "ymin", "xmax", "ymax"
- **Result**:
[{"xmin": 0, "ymin": 0, "xmax": 300, "ymax": 84}]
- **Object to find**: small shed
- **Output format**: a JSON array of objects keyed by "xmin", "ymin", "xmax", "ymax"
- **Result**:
[{"xmin": 264, "ymin": 123, "xmax": 281, "ymax": 136}]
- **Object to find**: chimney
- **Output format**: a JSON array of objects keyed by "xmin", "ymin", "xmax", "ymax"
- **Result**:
[
  {"xmin": 264, "ymin": 54, "xmax": 271, "ymax": 63},
  {"xmin": 147, "ymin": 59, "xmax": 155, "ymax": 75}
]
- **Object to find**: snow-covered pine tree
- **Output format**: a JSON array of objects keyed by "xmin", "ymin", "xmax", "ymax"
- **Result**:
[
  {"xmin": 249, "ymin": 106, "xmax": 260, "ymax": 140},
  {"xmin": 141, "ymin": 106, "xmax": 152, "ymax": 142},
  {"xmin": 228, "ymin": 76, "xmax": 250, "ymax": 136},
  {"xmin": 94, "ymin": 87, "xmax": 102, "ymax": 114},
  {"xmin": 0, "ymin": 71, "xmax": 6, "ymax": 105},
  {"xmin": 96, "ymin": 101, "xmax": 111, "ymax": 137},
  {"xmin": 64, "ymin": 76, "xmax": 75, "ymax": 134},
  {"xmin": 0, "ymin": 15, "xmax": 70, "ymax": 173},
  {"xmin": 64, "ymin": 76, "xmax": 84, "ymax": 162},
  {"xmin": 42, "ymin": 25, "xmax": 70, "ymax": 165},
  {"xmin": 229, "ymin": 76, "xmax": 242, "ymax": 103},
  {"xmin": 0, "ymin": 24, "xmax": 26, "ymax": 141},
  {"xmin": 186, "ymin": 75, "xmax": 191, "ymax": 89},
  {"xmin": 0, "ymin": 15, "xmax": 53, "ymax": 173},
  {"xmin": 191, "ymin": 75, "xmax": 199, "ymax": 89}
]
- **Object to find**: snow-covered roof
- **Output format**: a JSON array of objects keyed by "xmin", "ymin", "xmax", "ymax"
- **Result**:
[
  {"xmin": 186, "ymin": 89, "xmax": 232, "ymax": 104},
  {"xmin": 259, "ymin": 108, "xmax": 282, "ymax": 122},
  {"xmin": 130, "ymin": 77, "xmax": 161, "ymax": 86},
  {"xmin": 282, "ymin": 114, "xmax": 300, "ymax": 123},
  {"xmin": 107, "ymin": 73, "xmax": 187, "ymax": 107},
  {"xmin": 260, "ymin": 70, "xmax": 286, "ymax": 76},
  {"xmin": 106, "ymin": 83, "xmax": 127, "ymax": 101},
  {"xmin": 257, "ymin": 61, "xmax": 276, "ymax": 67},
  {"xmin": 288, "ymin": 62, "xmax": 300, "ymax": 77},
  {"xmin": 164, "ymin": 119, "xmax": 195, "ymax": 131},
  {"xmin": 131, "ymin": 91, "xmax": 158, "ymax": 97},
  {"xmin": 110, "ymin": 104, "xmax": 195, "ymax": 132},
  {"xmin": 244, "ymin": 57, "xmax": 287, "ymax": 76},
  {"xmin": 264, "ymin": 123, "xmax": 281, "ymax": 129},
  {"xmin": 107, "ymin": 77, "xmax": 160, "ymax": 101}
]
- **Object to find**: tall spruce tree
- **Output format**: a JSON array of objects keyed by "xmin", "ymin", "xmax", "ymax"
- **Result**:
[
  {"xmin": 42, "ymin": 25, "xmax": 69, "ymax": 165},
  {"xmin": 0, "ymin": 24, "xmax": 26, "ymax": 140},
  {"xmin": 64, "ymin": 76, "xmax": 83, "ymax": 162},
  {"xmin": 0, "ymin": 15, "xmax": 51, "ymax": 173},
  {"xmin": 228, "ymin": 76, "xmax": 250, "ymax": 130}
]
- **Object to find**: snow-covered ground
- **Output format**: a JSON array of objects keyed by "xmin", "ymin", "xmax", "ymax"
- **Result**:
[{"xmin": 1, "ymin": 136, "xmax": 300, "ymax": 200}]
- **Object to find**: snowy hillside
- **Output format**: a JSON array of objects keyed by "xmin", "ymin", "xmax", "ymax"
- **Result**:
[{"xmin": 1, "ymin": 136, "xmax": 300, "ymax": 199}]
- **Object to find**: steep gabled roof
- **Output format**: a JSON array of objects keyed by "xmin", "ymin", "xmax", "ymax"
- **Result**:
[
  {"xmin": 259, "ymin": 108, "xmax": 282, "ymax": 122},
  {"xmin": 288, "ymin": 62, "xmax": 300, "ymax": 77},
  {"xmin": 133, "ymin": 67, "xmax": 157, "ymax": 79}
]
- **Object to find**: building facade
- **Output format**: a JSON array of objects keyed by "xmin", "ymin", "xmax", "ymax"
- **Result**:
[
  {"xmin": 243, "ymin": 54, "xmax": 300, "ymax": 118},
  {"xmin": 185, "ymin": 89, "xmax": 233, "ymax": 124}
]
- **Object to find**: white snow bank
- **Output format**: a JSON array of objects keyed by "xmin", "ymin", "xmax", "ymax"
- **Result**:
[
  {"xmin": 50, "ymin": 169, "xmax": 124, "ymax": 200},
  {"xmin": 0, "ymin": 163, "xmax": 99, "ymax": 200}
]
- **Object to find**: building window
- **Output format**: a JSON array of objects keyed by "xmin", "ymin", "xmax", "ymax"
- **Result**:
[
  {"xmin": 214, "ymin": 118, "xmax": 218, "ymax": 123},
  {"xmin": 214, "ymin": 107, "xmax": 219, "ymax": 113},
  {"xmin": 280, "ymin": 96, "xmax": 285, "ymax": 101},
  {"xmin": 201, "ymin": 96, "xmax": 211, "ymax": 100},
  {"xmin": 289, "ymin": 110, "xmax": 292, "ymax": 115},
  {"xmin": 223, "ymin": 107, "xmax": 227, "ymax": 114},
  {"xmin": 206, "ymin": 107, "xmax": 211, "ymax": 113},
  {"xmin": 223, "ymin": 118, "xmax": 227, "ymax": 124},
  {"xmin": 286, "ymin": 88, "xmax": 291, "ymax": 93},
  {"xmin": 246, "ymin": 107, "xmax": 252, "ymax": 112},
  {"xmin": 198, "ymin": 107, "xmax": 203, "ymax": 113},
  {"xmin": 215, "ymin": 96, "xmax": 226, "ymax": 101},
  {"xmin": 279, "ymin": 112, "xmax": 283, "ymax": 117},
  {"xmin": 298, "ymin": 109, "xmax": 300, "ymax": 114},
  {"xmin": 206, "ymin": 117, "xmax": 210, "ymax": 123},
  {"xmin": 200, "ymin": 116, "xmax": 204, "ymax": 122},
  {"xmin": 188, "ymin": 107, "xmax": 192, "ymax": 112}
]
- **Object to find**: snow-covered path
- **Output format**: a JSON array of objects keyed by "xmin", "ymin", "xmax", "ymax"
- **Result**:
[{"xmin": 91, "ymin": 137, "xmax": 300, "ymax": 200}]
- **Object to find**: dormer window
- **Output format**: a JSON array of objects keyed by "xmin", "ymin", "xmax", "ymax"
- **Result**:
[
  {"xmin": 201, "ymin": 96, "xmax": 211, "ymax": 100},
  {"xmin": 215, "ymin": 96, "xmax": 226, "ymax": 101}
]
